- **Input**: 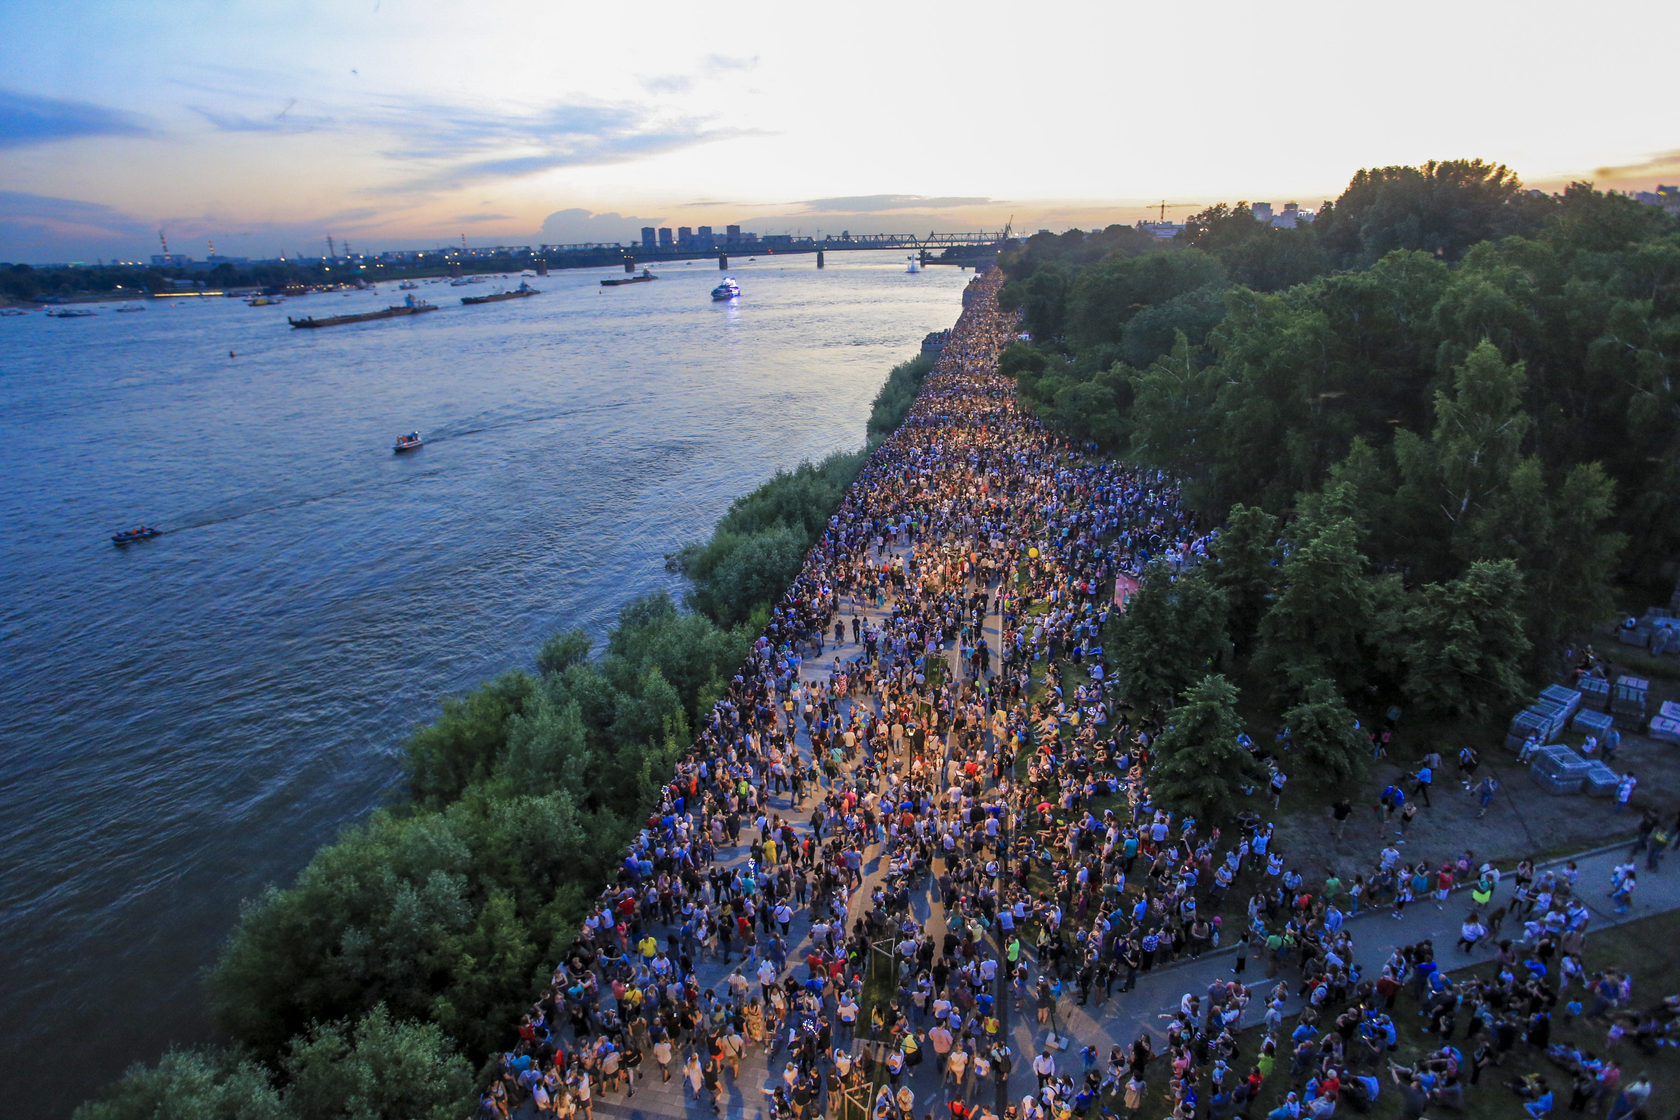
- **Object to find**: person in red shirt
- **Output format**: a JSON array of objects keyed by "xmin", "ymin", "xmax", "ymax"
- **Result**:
[{"xmin": 1435, "ymin": 865, "xmax": 1455, "ymax": 910}]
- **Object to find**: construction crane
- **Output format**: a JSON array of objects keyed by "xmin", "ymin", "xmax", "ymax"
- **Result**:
[
  {"xmin": 326, "ymin": 235, "xmax": 336, "ymax": 260},
  {"xmin": 158, "ymin": 228, "xmax": 168, "ymax": 254},
  {"xmin": 1153, "ymin": 200, "xmax": 1196, "ymax": 221}
]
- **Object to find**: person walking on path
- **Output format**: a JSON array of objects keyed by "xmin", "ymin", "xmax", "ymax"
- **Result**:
[{"xmin": 1412, "ymin": 762, "xmax": 1434, "ymax": 807}]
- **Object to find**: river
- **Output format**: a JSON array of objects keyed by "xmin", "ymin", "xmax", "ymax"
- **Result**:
[{"xmin": 0, "ymin": 253, "xmax": 967, "ymax": 1117}]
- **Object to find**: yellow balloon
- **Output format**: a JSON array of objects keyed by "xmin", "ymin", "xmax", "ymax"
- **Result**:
[{"xmin": 1028, "ymin": 547, "xmax": 1039, "ymax": 559}]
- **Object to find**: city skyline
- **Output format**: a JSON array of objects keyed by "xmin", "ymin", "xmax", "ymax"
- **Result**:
[{"xmin": 3, "ymin": 0, "xmax": 1678, "ymax": 263}]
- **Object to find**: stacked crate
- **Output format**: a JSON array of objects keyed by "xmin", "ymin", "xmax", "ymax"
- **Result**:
[
  {"xmin": 1575, "ymin": 675, "xmax": 1611, "ymax": 712},
  {"xmin": 1612, "ymin": 676, "xmax": 1649, "ymax": 721},
  {"xmin": 1540, "ymin": 685, "xmax": 1582, "ymax": 723},
  {"xmin": 1571, "ymin": 708, "xmax": 1616, "ymax": 738},
  {"xmin": 1530, "ymin": 744, "xmax": 1589, "ymax": 795},
  {"xmin": 1504, "ymin": 708, "xmax": 1559, "ymax": 753},
  {"xmin": 1581, "ymin": 761, "xmax": 1622, "ymax": 797}
]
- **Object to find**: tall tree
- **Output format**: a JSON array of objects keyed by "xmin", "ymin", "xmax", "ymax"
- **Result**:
[
  {"xmin": 1401, "ymin": 558, "xmax": 1532, "ymax": 718},
  {"xmin": 1149, "ymin": 674, "xmax": 1251, "ymax": 825},
  {"xmin": 1280, "ymin": 677, "xmax": 1370, "ymax": 788}
]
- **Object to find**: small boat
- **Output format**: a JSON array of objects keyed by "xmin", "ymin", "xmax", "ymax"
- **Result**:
[
  {"xmin": 601, "ymin": 269, "xmax": 658, "ymax": 287},
  {"xmin": 906, "ymin": 255, "xmax": 922, "ymax": 273},
  {"xmin": 711, "ymin": 277, "xmax": 740, "ymax": 301},
  {"xmin": 398, "ymin": 280, "xmax": 419, "ymax": 290},
  {"xmin": 47, "ymin": 308, "xmax": 97, "ymax": 318},
  {"xmin": 289, "ymin": 294, "xmax": 437, "ymax": 328},
  {"xmin": 461, "ymin": 281, "xmax": 540, "ymax": 305},
  {"xmin": 1, "ymin": 308, "xmax": 30, "ymax": 317},
  {"xmin": 113, "ymin": 304, "xmax": 147, "ymax": 313},
  {"xmin": 448, "ymin": 276, "xmax": 484, "ymax": 287},
  {"xmin": 246, "ymin": 296, "xmax": 281, "ymax": 307},
  {"xmin": 393, "ymin": 432, "xmax": 424, "ymax": 453},
  {"xmin": 112, "ymin": 526, "xmax": 161, "ymax": 545}
]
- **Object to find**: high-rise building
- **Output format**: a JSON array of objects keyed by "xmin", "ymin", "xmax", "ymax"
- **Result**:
[
  {"xmin": 658, "ymin": 228, "xmax": 674, "ymax": 249},
  {"xmin": 641, "ymin": 227, "xmax": 656, "ymax": 251},
  {"xmin": 725, "ymin": 224, "xmax": 741, "ymax": 243},
  {"xmin": 696, "ymin": 226, "xmax": 714, "ymax": 250},
  {"xmin": 677, "ymin": 226, "xmax": 693, "ymax": 247}
]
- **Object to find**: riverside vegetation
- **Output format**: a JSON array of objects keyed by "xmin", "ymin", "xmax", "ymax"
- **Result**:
[{"xmin": 72, "ymin": 355, "xmax": 936, "ymax": 1119}]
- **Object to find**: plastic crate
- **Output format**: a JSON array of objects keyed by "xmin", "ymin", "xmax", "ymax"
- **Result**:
[
  {"xmin": 1581, "ymin": 762, "xmax": 1621, "ymax": 797},
  {"xmin": 1613, "ymin": 677, "xmax": 1649, "ymax": 719},
  {"xmin": 1532, "ymin": 769, "xmax": 1584, "ymax": 795},
  {"xmin": 1539, "ymin": 685, "xmax": 1582, "ymax": 722},
  {"xmin": 1576, "ymin": 675, "xmax": 1611, "ymax": 712},
  {"xmin": 1571, "ymin": 709, "xmax": 1615, "ymax": 736},
  {"xmin": 1507, "ymin": 707, "xmax": 1561, "ymax": 746},
  {"xmin": 1531, "ymin": 745, "xmax": 1589, "ymax": 781}
]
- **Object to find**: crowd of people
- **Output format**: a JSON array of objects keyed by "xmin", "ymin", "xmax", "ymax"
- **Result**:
[{"xmin": 471, "ymin": 268, "xmax": 1671, "ymax": 1120}]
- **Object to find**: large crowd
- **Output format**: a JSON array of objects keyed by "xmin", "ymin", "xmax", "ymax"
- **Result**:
[{"xmin": 473, "ymin": 270, "xmax": 1672, "ymax": 1120}]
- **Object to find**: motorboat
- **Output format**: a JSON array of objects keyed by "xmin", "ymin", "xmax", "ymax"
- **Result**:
[
  {"xmin": 112, "ymin": 526, "xmax": 161, "ymax": 545},
  {"xmin": 47, "ymin": 308, "xmax": 96, "ymax": 318},
  {"xmin": 398, "ymin": 281, "xmax": 419, "ymax": 290},
  {"xmin": 393, "ymin": 432, "xmax": 424, "ymax": 452},
  {"xmin": 114, "ymin": 305, "xmax": 147, "ymax": 312},
  {"xmin": 711, "ymin": 277, "xmax": 740, "ymax": 301},
  {"xmin": 907, "ymin": 255, "xmax": 922, "ymax": 273}
]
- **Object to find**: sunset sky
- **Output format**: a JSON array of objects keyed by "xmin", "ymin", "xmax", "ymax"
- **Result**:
[{"xmin": 3, "ymin": 0, "xmax": 1677, "ymax": 263}]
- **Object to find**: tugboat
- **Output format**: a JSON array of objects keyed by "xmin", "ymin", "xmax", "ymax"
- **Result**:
[
  {"xmin": 461, "ymin": 280, "xmax": 539, "ymax": 305},
  {"xmin": 393, "ymin": 432, "xmax": 424, "ymax": 453},
  {"xmin": 710, "ymin": 277, "xmax": 740, "ymax": 301},
  {"xmin": 112, "ymin": 526, "xmax": 161, "ymax": 545}
]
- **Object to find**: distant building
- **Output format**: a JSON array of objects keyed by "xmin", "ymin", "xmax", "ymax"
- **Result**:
[
  {"xmin": 696, "ymin": 225, "xmax": 714, "ymax": 250},
  {"xmin": 1135, "ymin": 221, "xmax": 1183, "ymax": 241},
  {"xmin": 641, "ymin": 227, "xmax": 657, "ymax": 251},
  {"xmin": 676, "ymin": 226, "xmax": 693, "ymax": 247},
  {"xmin": 1630, "ymin": 185, "xmax": 1680, "ymax": 216},
  {"xmin": 725, "ymin": 224, "xmax": 741, "ymax": 243},
  {"xmin": 150, "ymin": 253, "xmax": 191, "ymax": 267},
  {"xmin": 1251, "ymin": 202, "xmax": 1274, "ymax": 223},
  {"xmin": 657, "ymin": 228, "xmax": 674, "ymax": 249}
]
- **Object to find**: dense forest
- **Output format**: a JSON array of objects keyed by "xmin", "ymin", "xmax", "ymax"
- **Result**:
[
  {"xmin": 998, "ymin": 163, "xmax": 1678, "ymax": 754},
  {"xmin": 72, "ymin": 356, "xmax": 930, "ymax": 1118}
]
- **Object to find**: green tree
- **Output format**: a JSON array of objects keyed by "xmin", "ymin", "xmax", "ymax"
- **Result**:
[
  {"xmin": 1401, "ymin": 558, "xmax": 1531, "ymax": 718},
  {"xmin": 1208, "ymin": 504, "xmax": 1280, "ymax": 657},
  {"xmin": 1255, "ymin": 516, "xmax": 1386, "ymax": 696},
  {"xmin": 1149, "ymin": 674, "xmax": 1251, "ymax": 825},
  {"xmin": 73, "ymin": 1048, "xmax": 289, "ymax": 1120},
  {"xmin": 1110, "ymin": 563, "xmax": 1229, "ymax": 713},
  {"xmin": 1279, "ymin": 677, "xmax": 1369, "ymax": 787},
  {"xmin": 284, "ymin": 1005, "xmax": 475, "ymax": 1120}
]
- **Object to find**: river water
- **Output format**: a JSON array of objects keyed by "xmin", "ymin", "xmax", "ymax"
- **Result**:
[{"xmin": 0, "ymin": 253, "xmax": 966, "ymax": 1117}]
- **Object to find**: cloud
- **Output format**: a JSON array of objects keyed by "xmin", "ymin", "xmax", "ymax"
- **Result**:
[
  {"xmin": 1591, "ymin": 149, "xmax": 1680, "ymax": 180},
  {"xmin": 0, "ymin": 89, "xmax": 151, "ymax": 149},
  {"xmin": 455, "ymin": 212, "xmax": 514, "ymax": 223},
  {"xmin": 702, "ymin": 54, "xmax": 758, "ymax": 73},
  {"xmin": 797, "ymin": 194, "xmax": 999, "ymax": 213},
  {"xmin": 384, "ymin": 98, "xmax": 754, "ymax": 190},
  {"xmin": 536, "ymin": 208, "xmax": 667, "ymax": 244},
  {"xmin": 191, "ymin": 102, "xmax": 336, "ymax": 134}
]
